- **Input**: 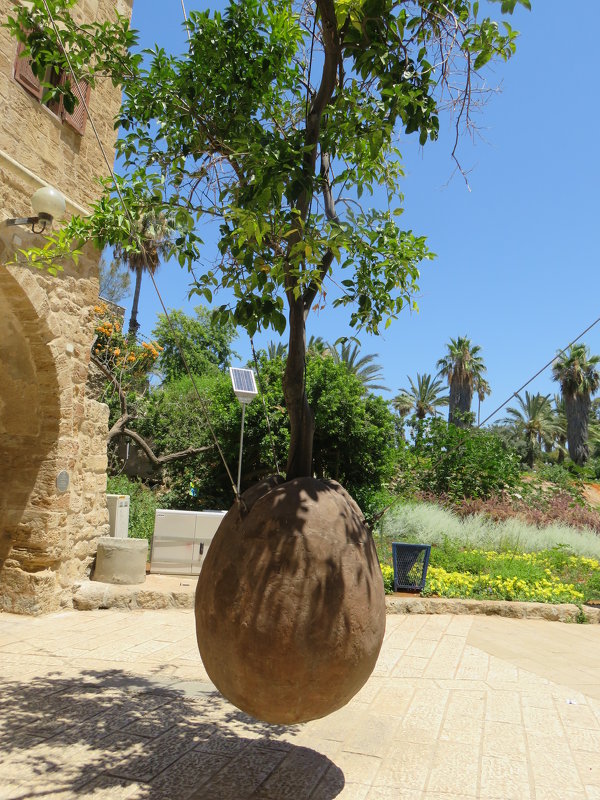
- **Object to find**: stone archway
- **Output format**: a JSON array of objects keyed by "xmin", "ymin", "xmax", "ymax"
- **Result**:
[{"xmin": 0, "ymin": 267, "xmax": 60, "ymax": 579}]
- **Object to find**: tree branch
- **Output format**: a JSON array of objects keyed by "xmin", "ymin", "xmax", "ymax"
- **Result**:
[
  {"xmin": 91, "ymin": 352, "xmax": 127, "ymax": 417},
  {"xmin": 303, "ymin": 250, "xmax": 334, "ymax": 317},
  {"xmin": 302, "ymin": 151, "xmax": 338, "ymax": 314},
  {"xmin": 108, "ymin": 413, "xmax": 135, "ymax": 441},
  {"xmin": 93, "ymin": 353, "xmax": 213, "ymax": 467},
  {"xmin": 119, "ymin": 427, "xmax": 213, "ymax": 466}
]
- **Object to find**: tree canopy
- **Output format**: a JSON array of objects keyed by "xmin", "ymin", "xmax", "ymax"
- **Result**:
[
  {"xmin": 138, "ymin": 350, "xmax": 397, "ymax": 508},
  {"xmin": 152, "ymin": 307, "xmax": 237, "ymax": 382},
  {"xmin": 7, "ymin": 0, "xmax": 530, "ymax": 480}
]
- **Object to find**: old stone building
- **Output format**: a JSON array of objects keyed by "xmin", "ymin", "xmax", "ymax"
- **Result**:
[{"xmin": 0, "ymin": 0, "xmax": 132, "ymax": 614}]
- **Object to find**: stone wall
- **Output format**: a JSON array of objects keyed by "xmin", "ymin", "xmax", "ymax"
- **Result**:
[{"xmin": 0, "ymin": 0, "xmax": 133, "ymax": 614}]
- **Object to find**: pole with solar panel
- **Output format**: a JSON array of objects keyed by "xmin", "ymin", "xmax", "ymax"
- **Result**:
[{"xmin": 229, "ymin": 367, "xmax": 259, "ymax": 494}]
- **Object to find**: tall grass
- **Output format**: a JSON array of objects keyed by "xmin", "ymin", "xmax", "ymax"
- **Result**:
[{"xmin": 381, "ymin": 501, "xmax": 600, "ymax": 560}]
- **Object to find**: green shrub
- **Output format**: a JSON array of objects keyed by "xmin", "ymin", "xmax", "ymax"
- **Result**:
[
  {"xmin": 106, "ymin": 475, "xmax": 158, "ymax": 547},
  {"xmin": 353, "ymin": 485, "xmax": 396, "ymax": 531},
  {"xmin": 408, "ymin": 418, "xmax": 521, "ymax": 500}
]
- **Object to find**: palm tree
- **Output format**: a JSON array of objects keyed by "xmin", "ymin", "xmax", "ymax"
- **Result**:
[
  {"xmin": 552, "ymin": 344, "xmax": 600, "ymax": 465},
  {"xmin": 474, "ymin": 375, "xmax": 491, "ymax": 426},
  {"xmin": 436, "ymin": 336, "xmax": 488, "ymax": 428},
  {"xmin": 327, "ymin": 341, "xmax": 389, "ymax": 392},
  {"xmin": 267, "ymin": 341, "xmax": 288, "ymax": 360},
  {"xmin": 553, "ymin": 394, "xmax": 568, "ymax": 464},
  {"xmin": 394, "ymin": 373, "xmax": 448, "ymax": 420},
  {"xmin": 307, "ymin": 336, "xmax": 327, "ymax": 355},
  {"xmin": 504, "ymin": 391, "xmax": 558, "ymax": 468},
  {"xmin": 113, "ymin": 209, "xmax": 175, "ymax": 338}
]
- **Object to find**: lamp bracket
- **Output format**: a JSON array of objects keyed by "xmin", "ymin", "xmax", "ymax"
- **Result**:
[{"xmin": 4, "ymin": 212, "xmax": 51, "ymax": 234}]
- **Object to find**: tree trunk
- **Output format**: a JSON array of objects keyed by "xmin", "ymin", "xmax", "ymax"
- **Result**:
[
  {"xmin": 448, "ymin": 378, "xmax": 473, "ymax": 428},
  {"xmin": 565, "ymin": 393, "xmax": 590, "ymax": 466},
  {"xmin": 526, "ymin": 435, "xmax": 535, "ymax": 469},
  {"xmin": 128, "ymin": 264, "xmax": 143, "ymax": 337},
  {"xmin": 283, "ymin": 298, "xmax": 314, "ymax": 479},
  {"xmin": 279, "ymin": 0, "xmax": 338, "ymax": 480}
]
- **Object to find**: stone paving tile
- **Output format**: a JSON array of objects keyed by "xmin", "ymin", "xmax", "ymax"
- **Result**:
[
  {"xmin": 522, "ymin": 704, "xmax": 566, "ymax": 737},
  {"xmin": 422, "ymin": 795, "xmax": 477, "ymax": 800},
  {"xmin": 371, "ymin": 741, "xmax": 433, "ymax": 790},
  {"xmin": 369, "ymin": 683, "xmax": 414, "ymax": 718},
  {"xmin": 482, "ymin": 720, "xmax": 527, "ymax": 757},
  {"xmin": 311, "ymin": 780, "xmax": 369, "ymax": 800},
  {"xmin": 250, "ymin": 744, "xmax": 333, "ymax": 799},
  {"xmin": 325, "ymin": 752, "xmax": 381, "ymax": 787},
  {"xmin": 405, "ymin": 637, "xmax": 438, "ymax": 659},
  {"xmin": 396, "ymin": 687, "xmax": 449, "ymax": 744},
  {"xmin": 573, "ymin": 748, "xmax": 600, "ymax": 786},
  {"xmin": 143, "ymin": 750, "xmax": 230, "ymax": 799},
  {"xmin": 485, "ymin": 689, "xmax": 522, "ymax": 724},
  {"xmin": 341, "ymin": 713, "xmax": 401, "ymax": 758},
  {"xmin": 366, "ymin": 786, "xmax": 421, "ymax": 799},
  {"xmin": 424, "ymin": 740, "xmax": 480, "ymax": 796},
  {"xmin": 558, "ymin": 700, "xmax": 600, "ymax": 730},
  {"xmin": 567, "ymin": 727, "xmax": 600, "ymax": 752},
  {"xmin": 351, "ymin": 676, "xmax": 387, "ymax": 705},
  {"xmin": 533, "ymin": 789, "xmax": 587, "ymax": 800},
  {"xmin": 527, "ymin": 736, "xmax": 584, "ymax": 793},
  {"xmin": 479, "ymin": 754, "xmax": 531, "ymax": 799},
  {"xmin": 454, "ymin": 645, "xmax": 489, "ymax": 681},
  {"xmin": 187, "ymin": 744, "xmax": 288, "ymax": 800},
  {"xmin": 1, "ymin": 610, "xmax": 599, "ymax": 800},
  {"xmin": 370, "ymin": 647, "xmax": 405, "ymax": 677},
  {"xmin": 423, "ymin": 635, "xmax": 466, "ymax": 679},
  {"xmin": 390, "ymin": 654, "xmax": 429, "ymax": 677}
]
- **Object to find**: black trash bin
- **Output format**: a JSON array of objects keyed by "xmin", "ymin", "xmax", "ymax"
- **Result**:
[{"xmin": 392, "ymin": 542, "xmax": 431, "ymax": 592}]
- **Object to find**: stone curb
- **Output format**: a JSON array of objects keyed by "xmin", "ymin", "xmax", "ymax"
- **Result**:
[
  {"xmin": 72, "ymin": 580, "xmax": 600, "ymax": 623},
  {"xmin": 72, "ymin": 580, "xmax": 194, "ymax": 611},
  {"xmin": 386, "ymin": 594, "xmax": 600, "ymax": 623}
]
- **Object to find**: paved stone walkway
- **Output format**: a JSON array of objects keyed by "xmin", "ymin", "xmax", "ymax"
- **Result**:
[{"xmin": 0, "ymin": 609, "xmax": 599, "ymax": 799}]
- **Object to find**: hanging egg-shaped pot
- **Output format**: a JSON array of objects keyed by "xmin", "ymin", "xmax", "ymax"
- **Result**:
[{"xmin": 195, "ymin": 475, "xmax": 386, "ymax": 724}]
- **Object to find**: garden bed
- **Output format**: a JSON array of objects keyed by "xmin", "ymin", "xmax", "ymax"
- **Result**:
[{"xmin": 377, "ymin": 504, "xmax": 600, "ymax": 607}]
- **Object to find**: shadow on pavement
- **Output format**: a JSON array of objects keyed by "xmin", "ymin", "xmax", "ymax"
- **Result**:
[{"xmin": 0, "ymin": 667, "xmax": 345, "ymax": 799}]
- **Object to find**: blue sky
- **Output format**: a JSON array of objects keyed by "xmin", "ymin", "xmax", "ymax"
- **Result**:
[{"xmin": 121, "ymin": 1, "xmax": 600, "ymax": 423}]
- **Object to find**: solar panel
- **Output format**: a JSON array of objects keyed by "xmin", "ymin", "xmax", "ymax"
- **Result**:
[{"xmin": 229, "ymin": 367, "xmax": 258, "ymax": 403}]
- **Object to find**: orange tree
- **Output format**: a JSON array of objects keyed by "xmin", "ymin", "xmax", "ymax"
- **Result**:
[{"xmin": 8, "ymin": 0, "xmax": 531, "ymax": 487}]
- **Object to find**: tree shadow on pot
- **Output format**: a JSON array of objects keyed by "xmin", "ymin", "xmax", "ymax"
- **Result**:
[{"xmin": 0, "ymin": 667, "xmax": 345, "ymax": 799}]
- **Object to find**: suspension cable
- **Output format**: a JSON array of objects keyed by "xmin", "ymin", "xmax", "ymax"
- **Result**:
[
  {"xmin": 477, "ymin": 313, "xmax": 600, "ymax": 430},
  {"xmin": 180, "ymin": 0, "xmax": 191, "ymax": 43},
  {"xmin": 40, "ymin": 0, "xmax": 240, "ymax": 499}
]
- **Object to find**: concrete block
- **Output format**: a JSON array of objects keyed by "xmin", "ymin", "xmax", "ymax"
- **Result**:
[{"xmin": 92, "ymin": 537, "xmax": 147, "ymax": 585}]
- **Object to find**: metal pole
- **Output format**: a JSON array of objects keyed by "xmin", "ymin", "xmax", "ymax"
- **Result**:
[{"xmin": 237, "ymin": 402, "xmax": 246, "ymax": 495}]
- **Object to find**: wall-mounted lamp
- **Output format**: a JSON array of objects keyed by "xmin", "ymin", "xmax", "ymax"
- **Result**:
[{"xmin": 5, "ymin": 186, "xmax": 66, "ymax": 234}]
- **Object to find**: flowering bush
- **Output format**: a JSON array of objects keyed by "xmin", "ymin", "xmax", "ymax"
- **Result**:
[
  {"xmin": 378, "ymin": 535, "xmax": 600, "ymax": 604},
  {"xmin": 93, "ymin": 302, "xmax": 162, "ymax": 379},
  {"xmin": 422, "ymin": 564, "xmax": 585, "ymax": 603},
  {"xmin": 380, "ymin": 564, "xmax": 394, "ymax": 594}
]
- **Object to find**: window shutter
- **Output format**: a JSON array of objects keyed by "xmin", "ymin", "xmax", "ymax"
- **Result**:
[
  {"xmin": 63, "ymin": 79, "xmax": 90, "ymax": 135},
  {"xmin": 14, "ymin": 41, "xmax": 43, "ymax": 100}
]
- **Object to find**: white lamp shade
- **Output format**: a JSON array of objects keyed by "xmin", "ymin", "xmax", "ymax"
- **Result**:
[{"xmin": 31, "ymin": 186, "xmax": 66, "ymax": 220}]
